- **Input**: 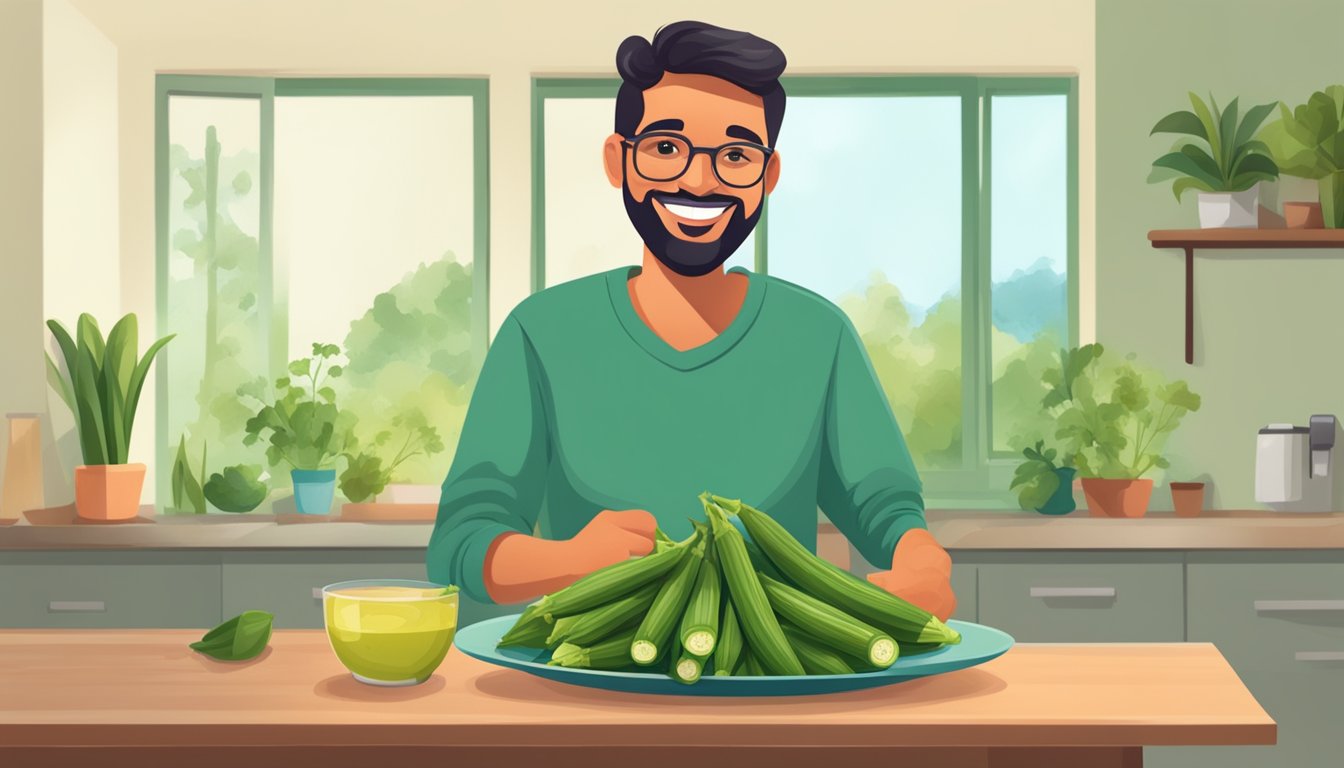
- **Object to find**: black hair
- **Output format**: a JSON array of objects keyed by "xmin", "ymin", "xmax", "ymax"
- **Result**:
[{"xmin": 615, "ymin": 20, "xmax": 787, "ymax": 147}]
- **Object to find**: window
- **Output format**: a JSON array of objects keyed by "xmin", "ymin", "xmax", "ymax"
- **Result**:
[
  {"xmin": 156, "ymin": 77, "xmax": 489, "ymax": 512},
  {"xmin": 534, "ymin": 76, "xmax": 1078, "ymax": 503}
]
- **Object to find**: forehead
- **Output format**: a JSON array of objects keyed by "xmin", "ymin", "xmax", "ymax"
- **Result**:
[{"xmin": 638, "ymin": 72, "xmax": 768, "ymax": 140}]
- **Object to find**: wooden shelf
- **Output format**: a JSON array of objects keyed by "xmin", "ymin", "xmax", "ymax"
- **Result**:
[{"xmin": 1148, "ymin": 228, "xmax": 1344, "ymax": 364}]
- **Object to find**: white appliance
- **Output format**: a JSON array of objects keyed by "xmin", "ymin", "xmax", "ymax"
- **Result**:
[{"xmin": 1255, "ymin": 415, "xmax": 1336, "ymax": 505}]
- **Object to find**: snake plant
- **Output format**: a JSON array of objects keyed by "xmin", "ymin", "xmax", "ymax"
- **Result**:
[
  {"xmin": 45, "ymin": 313, "xmax": 174, "ymax": 466},
  {"xmin": 1149, "ymin": 92, "xmax": 1280, "ymax": 200}
]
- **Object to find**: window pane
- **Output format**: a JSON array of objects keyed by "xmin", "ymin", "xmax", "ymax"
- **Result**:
[
  {"xmin": 989, "ymin": 94, "xmax": 1069, "ymax": 454},
  {"xmin": 165, "ymin": 95, "xmax": 267, "ymax": 511},
  {"xmin": 543, "ymin": 95, "xmax": 753, "ymax": 288},
  {"xmin": 275, "ymin": 95, "xmax": 479, "ymax": 488},
  {"xmin": 767, "ymin": 96, "xmax": 964, "ymax": 471}
]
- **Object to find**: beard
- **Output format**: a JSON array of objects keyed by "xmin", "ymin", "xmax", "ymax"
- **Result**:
[{"xmin": 621, "ymin": 182, "xmax": 762, "ymax": 277}]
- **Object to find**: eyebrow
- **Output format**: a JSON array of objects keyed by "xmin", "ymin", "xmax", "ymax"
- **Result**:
[
  {"xmin": 726, "ymin": 124, "xmax": 764, "ymax": 144},
  {"xmin": 639, "ymin": 118, "xmax": 684, "ymax": 133}
]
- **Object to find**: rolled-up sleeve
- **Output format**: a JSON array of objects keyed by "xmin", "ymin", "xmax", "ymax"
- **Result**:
[
  {"xmin": 427, "ymin": 314, "xmax": 550, "ymax": 603},
  {"xmin": 816, "ymin": 315, "xmax": 928, "ymax": 570}
]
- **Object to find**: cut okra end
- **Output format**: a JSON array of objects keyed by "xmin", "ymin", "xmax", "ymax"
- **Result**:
[
  {"xmin": 674, "ymin": 656, "xmax": 703, "ymax": 684},
  {"xmin": 630, "ymin": 639, "xmax": 660, "ymax": 665},
  {"xmin": 869, "ymin": 638, "xmax": 898, "ymax": 667},
  {"xmin": 683, "ymin": 630, "xmax": 715, "ymax": 657}
]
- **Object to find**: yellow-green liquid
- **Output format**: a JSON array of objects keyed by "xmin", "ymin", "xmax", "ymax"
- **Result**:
[{"xmin": 324, "ymin": 586, "xmax": 458, "ymax": 684}]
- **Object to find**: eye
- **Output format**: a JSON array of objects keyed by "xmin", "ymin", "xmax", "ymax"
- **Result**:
[
  {"xmin": 726, "ymin": 150, "xmax": 744, "ymax": 162},
  {"xmin": 656, "ymin": 141, "xmax": 678, "ymax": 156}
]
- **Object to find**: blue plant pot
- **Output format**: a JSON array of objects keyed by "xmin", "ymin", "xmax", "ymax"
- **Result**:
[
  {"xmin": 292, "ymin": 469, "xmax": 336, "ymax": 515},
  {"xmin": 1036, "ymin": 467, "xmax": 1078, "ymax": 516}
]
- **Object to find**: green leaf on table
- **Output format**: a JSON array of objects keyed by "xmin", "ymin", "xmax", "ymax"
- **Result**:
[{"xmin": 190, "ymin": 610, "xmax": 273, "ymax": 661}]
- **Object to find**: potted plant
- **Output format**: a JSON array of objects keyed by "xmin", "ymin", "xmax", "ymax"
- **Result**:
[
  {"xmin": 1150, "ymin": 93, "xmax": 1279, "ymax": 228},
  {"xmin": 45, "ymin": 313, "xmax": 174, "ymax": 521},
  {"xmin": 1010, "ymin": 440, "xmax": 1077, "ymax": 516},
  {"xmin": 169, "ymin": 434, "xmax": 269, "ymax": 515},
  {"xmin": 239, "ymin": 343, "xmax": 356, "ymax": 515},
  {"xmin": 1042, "ymin": 344, "xmax": 1202, "ymax": 518},
  {"xmin": 1261, "ymin": 85, "xmax": 1344, "ymax": 228},
  {"xmin": 339, "ymin": 408, "xmax": 445, "ymax": 518}
]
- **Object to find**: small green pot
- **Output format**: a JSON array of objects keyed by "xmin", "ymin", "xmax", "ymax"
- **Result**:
[
  {"xmin": 1036, "ymin": 467, "xmax": 1078, "ymax": 516},
  {"xmin": 1320, "ymin": 171, "xmax": 1344, "ymax": 229}
]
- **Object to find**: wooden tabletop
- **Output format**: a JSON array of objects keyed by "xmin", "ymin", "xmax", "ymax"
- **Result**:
[{"xmin": 0, "ymin": 630, "xmax": 1274, "ymax": 750}]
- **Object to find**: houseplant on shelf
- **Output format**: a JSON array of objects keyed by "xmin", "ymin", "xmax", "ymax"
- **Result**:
[
  {"xmin": 45, "ymin": 313, "xmax": 174, "ymax": 521},
  {"xmin": 339, "ymin": 407, "xmax": 445, "ymax": 517},
  {"xmin": 169, "ymin": 434, "xmax": 268, "ymax": 515},
  {"xmin": 1261, "ymin": 85, "xmax": 1344, "ymax": 229},
  {"xmin": 1149, "ymin": 92, "xmax": 1279, "ymax": 228},
  {"xmin": 239, "ymin": 343, "xmax": 356, "ymax": 515},
  {"xmin": 1040, "ymin": 344, "xmax": 1202, "ymax": 518},
  {"xmin": 1010, "ymin": 440, "xmax": 1077, "ymax": 516}
]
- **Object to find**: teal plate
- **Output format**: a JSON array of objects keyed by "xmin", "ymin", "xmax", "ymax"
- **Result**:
[{"xmin": 454, "ymin": 615, "xmax": 1014, "ymax": 696}]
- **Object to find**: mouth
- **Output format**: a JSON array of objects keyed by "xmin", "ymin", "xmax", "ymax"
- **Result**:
[{"xmin": 653, "ymin": 193, "xmax": 736, "ymax": 229}]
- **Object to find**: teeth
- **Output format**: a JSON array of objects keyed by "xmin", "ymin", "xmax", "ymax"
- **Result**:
[{"xmin": 662, "ymin": 201, "xmax": 730, "ymax": 221}]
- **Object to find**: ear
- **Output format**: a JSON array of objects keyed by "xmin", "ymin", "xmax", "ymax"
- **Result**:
[
  {"xmin": 603, "ymin": 134, "xmax": 626, "ymax": 189},
  {"xmin": 763, "ymin": 150, "xmax": 781, "ymax": 195}
]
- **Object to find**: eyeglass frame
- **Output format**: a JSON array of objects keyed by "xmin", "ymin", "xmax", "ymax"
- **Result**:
[{"xmin": 620, "ymin": 130, "xmax": 775, "ymax": 189}]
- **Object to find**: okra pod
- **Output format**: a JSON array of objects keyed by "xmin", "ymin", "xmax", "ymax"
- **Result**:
[
  {"xmin": 759, "ymin": 572, "xmax": 898, "ymax": 668},
  {"xmin": 713, "ymin": 598, "xmax": 743, "ymax": 676},
  {"xmin": 781, "ymin": 623, "xmax": 857, "ymax": 676},
  {"xmin": 630, "ymin": 533, "xmax": 706, "ymax": 665},
  {"xmin": 678, "ymin": 542, "xmax": 721, "ymax": 657}
]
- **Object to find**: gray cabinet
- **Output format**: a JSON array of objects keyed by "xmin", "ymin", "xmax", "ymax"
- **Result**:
[
  {"xmin": 221, "ymin": 551, "xmax": 429, "ymax": 629},
  {"xmin": 976, "ymin": 555, "xmax": 1184, "ymax": 642},
  {"xmin": 0, "ymin": 552, "xmax": 220, "ymax": 629},
  {"xmin": 950, "ymin": 563, "xmax": 977, "ymax": 623},
  {"xmin": 1150, "ymin": 558, "xmax": 1344, "ymax": 768}
]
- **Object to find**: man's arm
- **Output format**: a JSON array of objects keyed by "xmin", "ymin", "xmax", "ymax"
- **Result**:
[
  {"xmin": 426, "ymin": 314, "xmax": 657, "ymax": 605},
  {"xmin": 816, "ymin": 314, "xmax": 956, "ymax": 620}
]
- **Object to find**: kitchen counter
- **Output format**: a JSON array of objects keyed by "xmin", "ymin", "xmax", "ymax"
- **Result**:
[
  {"xmin": 3, "ymin": 510, "xmax": 1344, "ymax": 550},
  {"xmin": 0, "ymin": 630, "xmax": 1274, "ymax": 767}
]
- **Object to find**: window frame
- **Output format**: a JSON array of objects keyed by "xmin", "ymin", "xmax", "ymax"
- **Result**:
[
  {"xmin": 534, "ymin": 74, "xmax": 1077, "ymax": 505},
  {"xmin": 154, "ymin": 75, "xmax": 491, "ymax": 509}
]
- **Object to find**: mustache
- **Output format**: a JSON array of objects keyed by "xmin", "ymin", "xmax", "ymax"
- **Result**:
[{"xmin": 650, "ymin": 190, "xmax": 741, "ymax": 207}]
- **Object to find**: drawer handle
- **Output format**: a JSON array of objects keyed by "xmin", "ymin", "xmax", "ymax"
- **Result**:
[
  {"xmin": 1295, "ymin": 652, "xmax": 1344, "ymax": 662},
  {"xmin": 1255, "ymin": 600, "xmax": 1344, "ymax": 612},
  {"xmin": 1030, "ymin": 587, "xmax": 1116, "ymax": 598},
  {"xmin": 48, "ymin": 601, "xmax": 106, "ymax": 613}
]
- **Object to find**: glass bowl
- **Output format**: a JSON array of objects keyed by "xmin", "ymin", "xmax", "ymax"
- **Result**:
[{"xmin": 321, "ymin": 579, "xmax": 459, "ymax": 686}]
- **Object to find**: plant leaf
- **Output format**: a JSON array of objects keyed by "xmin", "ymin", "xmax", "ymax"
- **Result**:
[
  {"xmin": 123, "ymin": 332, "xmax": 175, "ymax": 450},
  {"xmin": 1153, "ymin": 150, "xmax": 1222, "ymax": 191},
  {"xmin": 45, "ymin": 353, "xmax": 76, "ymax": 416},
  {"xmin": 203, "ymin": 464, "xmax": 268, "ymax": 513},
  {"xmin": 1188, "ymin": 92, "xmax": 1222, "ymax": 174},
  {"xmin": 1234, "ymin": 101, "xmax": 1278, "ymax": 150},
  {"xmin": 288, "ymin": 358, "xmax": 311, "ymax": 378},
  {"xmin": 1151, "ymin": 110, "xmax": 1208, "ymax": 139},
  {"xmin": 73, "ymin": 331, "xmax": 108, "ymax": 466}
]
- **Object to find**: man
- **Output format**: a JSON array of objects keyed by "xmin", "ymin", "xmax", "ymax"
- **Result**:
[{"xmin": 427, "ymin": 20, "xmax": 956, "ymax": 621}]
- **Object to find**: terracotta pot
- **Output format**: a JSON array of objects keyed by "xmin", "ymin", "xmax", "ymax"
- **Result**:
[
  {"xmin": 74, "ymin": 464, "xmax": 146, "ymax": 521},
  {"xmin": 1081, "ymin": 478, "xmax": 1153, "ymax": 518},
  {"xmin": 1284, "ymin": 202, "xmax": 1324, "ymax": 229},
  {"xmin": 1171, "ymin": 482, "xmax": 1206, "ymax": 518}
]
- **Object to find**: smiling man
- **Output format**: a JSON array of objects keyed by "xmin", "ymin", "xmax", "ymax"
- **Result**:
[{"xmin": 427, "ymin": 20, "xmax": 956, "ymax": 621}]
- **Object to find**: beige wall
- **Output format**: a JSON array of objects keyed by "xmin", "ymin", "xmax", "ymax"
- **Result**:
[
  {"xmin": 43, "ymin": 0, "xmax": 120, "ymax": 500},
  {"xmin": 50, "ymin": 0, "xmax": 1096, "ymax": 502},
  {"xmin": 0, "ymin": 0, "xmax": 45, "ymax": 504}
]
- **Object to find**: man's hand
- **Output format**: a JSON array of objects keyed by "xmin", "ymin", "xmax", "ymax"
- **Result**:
[
  {"xmin": 484, "ymin": 509, "xmax": 657, "ymax": 605},
  {"xmin": 865, "ymin": 528, "xmax": 957, "ymax": 622},
  {"xmin": 567, "ymin": 509, "xmax": 659, "ymax": 575}
]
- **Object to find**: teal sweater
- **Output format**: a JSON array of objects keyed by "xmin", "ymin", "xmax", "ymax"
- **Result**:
[{"xmin": 428, "ymin": 265, "xmax": 926, "ymax": 604}]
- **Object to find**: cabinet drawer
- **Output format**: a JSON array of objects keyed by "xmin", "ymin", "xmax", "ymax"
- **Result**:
[
  {"xmin": 1158, "ymin": 562, "xmax": 1344, "ymax": 767},
  {"xmin": 977, "ymin": 562, "xmax": 1183, "ymax": 642},
  {"xmin": 222, "ymin": 553, "xmax": 428, "ymax": 629},
  {"xmin": 0, "ymin": 556, "xmax": 221, "ymax": 628}
]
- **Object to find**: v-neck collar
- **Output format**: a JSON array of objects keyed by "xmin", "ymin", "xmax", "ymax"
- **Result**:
[{"xmin": 606, "ymin": 264, "xmax": 766, "ymax": 371}]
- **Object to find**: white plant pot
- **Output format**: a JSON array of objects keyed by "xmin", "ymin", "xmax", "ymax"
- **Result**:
[
  {"xmin": 375, "ymin": 483, "xmax": 441, "ymax": 505},
  {"xmin": 1198, "ymin": 186, "xmax": 1259, "ymax": 228}
]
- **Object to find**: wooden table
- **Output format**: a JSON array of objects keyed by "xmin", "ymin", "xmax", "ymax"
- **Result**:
[{"xmin": 0, "ymin": 630, "xmax": 1274, "ymax": 767}]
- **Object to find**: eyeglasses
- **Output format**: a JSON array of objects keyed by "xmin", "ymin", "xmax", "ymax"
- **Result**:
[{"xmin": 621, "ymin": 131, "xmax": 774, "ymax": 188}]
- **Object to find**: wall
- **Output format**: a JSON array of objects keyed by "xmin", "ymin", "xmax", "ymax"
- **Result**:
[
  {"xmin": 0, "ymin": 0, "xmax": 46, "ymax": 506},
  {"xmin": 1097, "ymin": 0, "xmax": 1344, "ymax": 509},
  {"xmin": 42, "ymin": 0, "xmax": 121, "ymax": 502},
  {"xmin": 51, "ymin": 0, "xmax": 1096, "ymax": 503}
]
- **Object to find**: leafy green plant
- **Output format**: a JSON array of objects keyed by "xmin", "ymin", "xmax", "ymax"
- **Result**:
[
  {"xmin": 45, "ymin": 313, "xmax": 175, "ymax": 466},
  {"xmin": 1261, "ymin": 85, "xmax": 1344, "ymax": 227},
  {"xmin": 339, "ymin": 409, "xmax": 446, "ymax": 503},
  {"xmin": 204, "ymin": 464, "xmax": 268, "ymax": 513},
  {"xmin": 171, "ymin": 435, "xmax": 207, "ymax": 515},
  {"xmin": 1149, "ymin": 92, "xmax": 1279, "ymax": 200},
  {"xmin": 239, "ymin": 342, "xmax": 357, "ymax": 471},
  {"xmin": 1010, "ymin": 440, "xmax": 1072, "ymax": 511},
  {"xmin": 1041, "ymin": 344, "xmax": 1201, "ymax": 479}
]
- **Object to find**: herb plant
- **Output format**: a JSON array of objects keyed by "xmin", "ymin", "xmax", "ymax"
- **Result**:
[{"xmin": 239, "ymin": 343, "xmax": 357, "ymax": 472}]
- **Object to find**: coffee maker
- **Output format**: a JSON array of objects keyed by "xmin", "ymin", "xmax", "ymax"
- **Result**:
[{"xmin": 1255, "ymin": 414, "xmax": 1337, "ymax": 510}]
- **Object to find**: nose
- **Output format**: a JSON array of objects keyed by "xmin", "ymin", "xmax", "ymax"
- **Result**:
[{"xmin": 680, "ymin": 152, "xmax": 716, "ymax": 194}]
